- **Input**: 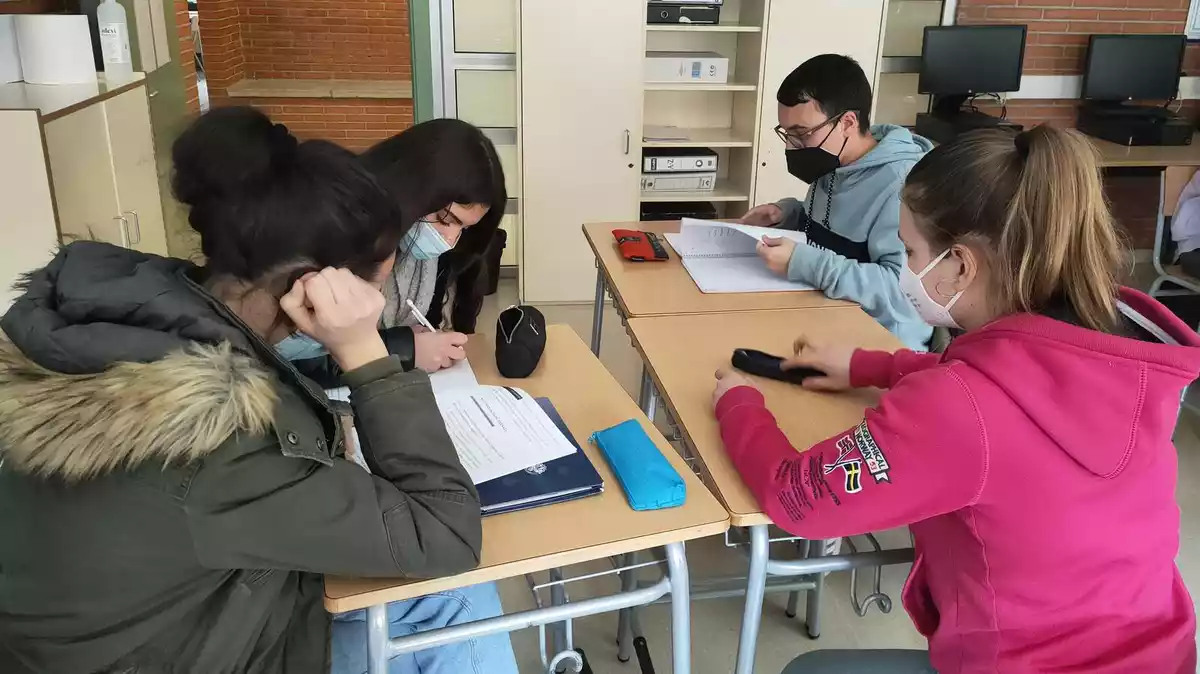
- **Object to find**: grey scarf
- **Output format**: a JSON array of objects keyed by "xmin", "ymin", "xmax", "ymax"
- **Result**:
[{"xmin": 381, "ymin": 255, "xmax": 438, "ymax": 329}]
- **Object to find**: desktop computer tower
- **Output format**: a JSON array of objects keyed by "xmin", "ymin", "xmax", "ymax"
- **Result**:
[{"xmin": 1077, "ymin": 107, "xmax": 1193, "ymax": 147}]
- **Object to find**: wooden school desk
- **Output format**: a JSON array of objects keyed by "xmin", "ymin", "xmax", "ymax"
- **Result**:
[
  {"xmin": 583, "ymin": 221, "xmax": 847, "ymax": 356},
  {"xmin": 1090, "ymin": 134, "xmax": 1200, "ymax": 298},
  {"xmin": 627, "ymin": 307, "xmax": 915, "ymax": 674},
  {"xmin": 324, "ymin": 326, "xmax": 729, "ymax": 674}
]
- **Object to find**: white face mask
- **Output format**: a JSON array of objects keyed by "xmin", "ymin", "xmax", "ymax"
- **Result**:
[{"xmin": 899, "ymin": 248, "xmax": 964, "ymax": 329}]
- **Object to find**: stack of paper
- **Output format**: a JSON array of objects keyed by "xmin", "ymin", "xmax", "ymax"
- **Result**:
[
  {"xmin": 326, "ymin": 358, "xmax": 577, "ymax": 485},
  {"xmin": 664, "ymin": 218, "xmax": 814, "ymax": 294}
]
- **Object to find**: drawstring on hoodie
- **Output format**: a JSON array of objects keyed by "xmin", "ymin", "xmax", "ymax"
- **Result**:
[{"xmin": 803, "ymin": 172, "xmax": 838, "ymax": 234}]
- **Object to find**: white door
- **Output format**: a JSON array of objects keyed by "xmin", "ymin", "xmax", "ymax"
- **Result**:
[
  {"xmin": 44, "ymin": 104, "xmax": 126, "ymax": 247},
  {"xmin": 753, "ymin": 0, "xmax": 887, "ymax": 207},
  {"xmin": 106, "ymin": 88, "xmax": 169, "ymax": 256},
  {"xmin": 519, "ymin": 0, "xmax": 643, "ymax": 303}
]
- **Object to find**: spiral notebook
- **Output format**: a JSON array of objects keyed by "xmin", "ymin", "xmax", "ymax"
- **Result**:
[{"xmin": 664, "ymin": 219, "xmax": 813, "ymax": 294}]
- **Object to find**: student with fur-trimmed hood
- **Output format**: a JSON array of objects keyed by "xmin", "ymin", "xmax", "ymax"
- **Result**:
[{"xmin": 0, "ymin": 107, "xmax": 518, "ymax": 674}]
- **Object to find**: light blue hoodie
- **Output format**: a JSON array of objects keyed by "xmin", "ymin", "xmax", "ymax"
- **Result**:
[{"xmin": 777, "ymin": 124, "xmax": 934, "ymax": 350}]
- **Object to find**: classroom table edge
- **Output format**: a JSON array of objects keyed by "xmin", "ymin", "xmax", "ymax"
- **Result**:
[
  {"xmin": 623, "ymin": 316, "xmax": 773, "ymax": 528},
  {"xmin": 323, "ymin": 517, "xmax": 731, "ymax": 612}
]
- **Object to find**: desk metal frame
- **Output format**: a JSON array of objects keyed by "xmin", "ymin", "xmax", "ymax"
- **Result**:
[{"xmin": 361, "ymin": 541, "xmax": 692, "ymax": 674}]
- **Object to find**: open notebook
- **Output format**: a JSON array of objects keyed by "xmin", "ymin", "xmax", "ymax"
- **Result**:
[{"xmin": 664, "ymin": 218, "xmax": 814, "ymax": 294}]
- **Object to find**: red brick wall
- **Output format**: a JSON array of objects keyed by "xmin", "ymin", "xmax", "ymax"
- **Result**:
[
  {"xmin": 239, "ymin": 0, "xmax": 411, "ymax": 80},
  {"xmin": 198, "ymin": 0, "xmax": 246, "ymax": 103},
  {"xmin": 197, "ymin": 0, "xmax": 413, "ymax": 148},
  {"xmin": 957, "ymin": 0, "xmax": 1197, "ymax": 247},
  {"xmin": 176, "ymin": 0, "xmax": 199, "ymax": 114},
  {"xmin": 240, "ymin": 97, "xmax": 414, "ymax": 151}
]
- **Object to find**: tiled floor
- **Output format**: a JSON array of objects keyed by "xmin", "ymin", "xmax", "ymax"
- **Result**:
[{"xmin": 475, "ymin": 279, "xmax": 1200, "ymax": 674}]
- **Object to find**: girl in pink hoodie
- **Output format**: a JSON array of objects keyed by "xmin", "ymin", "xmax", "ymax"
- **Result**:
[{"xmin": 713, "ymin": 126, "xmax": 1200, "ymax": 674}]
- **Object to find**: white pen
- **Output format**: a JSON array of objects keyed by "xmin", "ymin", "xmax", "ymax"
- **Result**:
[{"xmin": 406, "ymin": 299, "xmax": 439, "ymax": 333}]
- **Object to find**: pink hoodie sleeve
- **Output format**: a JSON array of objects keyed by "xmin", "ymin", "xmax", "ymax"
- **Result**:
[
  {"xmin": 715, "ymin": 366, "xmax": 988, "ymax": 539},
  {"xmin": 850, "ymin": 349, "xmax": 943, "ymax": 389}
]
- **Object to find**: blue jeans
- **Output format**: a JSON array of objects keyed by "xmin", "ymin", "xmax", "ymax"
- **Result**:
[{"xmin": 330, "ymin": 582, "xmax": 519, "ymax": 674}]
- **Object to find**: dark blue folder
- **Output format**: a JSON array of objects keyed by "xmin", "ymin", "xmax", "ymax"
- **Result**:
[{"xmin": 477, "ymin": 398, "xmax": 604, "ymax": 516}]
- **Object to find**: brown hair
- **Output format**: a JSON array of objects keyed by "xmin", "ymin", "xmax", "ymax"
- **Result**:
[{"xmin": 901, "ymin": 125, "xmax": 1125, "ymax": 333}]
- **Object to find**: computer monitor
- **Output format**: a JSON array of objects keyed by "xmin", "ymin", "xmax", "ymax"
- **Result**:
[
  {"xmin": 918, "ymin": 25, "xmax": 1027, "ymax": 98},
  {"xmin": 1081, "ymin": 35, "xmax": 1185, "ymax": 102}
]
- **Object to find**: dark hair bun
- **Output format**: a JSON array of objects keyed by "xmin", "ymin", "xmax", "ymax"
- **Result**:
[{"xmin": 170, "ymin": 106, "xmax": 404, "ymax": 283}]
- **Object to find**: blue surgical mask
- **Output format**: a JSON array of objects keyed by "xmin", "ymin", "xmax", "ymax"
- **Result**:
[
  {"xmin": 402, "ymin": 220, "xmax": 453, "ymax": 260},
  {"xmin": 274, "ymin": 332, "xmax": 328, "ymax": 361}
]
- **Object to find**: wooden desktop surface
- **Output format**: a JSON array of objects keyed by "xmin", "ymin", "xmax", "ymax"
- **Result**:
[
  {"xmin": 583, "ymin": 221, "xmax": 848, "ymax": 318},
  {"xmin": 324, "ymin": 325, "xmax": 730, "ymax": 612},
  {"xmin": 627, "ymin": 308, "xmax": 902, "ymax": 527},
  {"xmin": 1091, "ymin": 133, "xmax": 1200, "ymax": 168}
]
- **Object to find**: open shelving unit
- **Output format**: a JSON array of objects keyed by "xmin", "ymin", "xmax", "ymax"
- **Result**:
[{"xmin": 638, "ymin": 0, "xmax": 768, "ymax": 219}]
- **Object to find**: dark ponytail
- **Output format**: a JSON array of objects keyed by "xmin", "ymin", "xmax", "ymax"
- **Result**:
[{"xmin": 171, "ymin": 106, "xmax": 405, "ymax": 285}]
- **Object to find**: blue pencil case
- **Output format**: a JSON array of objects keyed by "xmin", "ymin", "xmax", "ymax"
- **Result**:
[{"xmin": 590, "ymin": 419, "xmax": 686, "ymax": 511}]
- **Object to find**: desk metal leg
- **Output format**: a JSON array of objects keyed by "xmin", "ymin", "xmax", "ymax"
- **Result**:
[
  {"xmin": 639, "ymin": 368, "xmax": 658, "ymax": 422},
  {"xmin": 805, "ymin": 540, "xmax": 826, "ymax": 639},
  {"xmin": 666, "ymin": 541, "xmax": 692, "ymax": 674},
  {"xmin": 590, "ymin": 268, "xmax": 606, "ymax": 356},
  {"xmin": 549, "ymin": 567, "xmax": 569, "ymax": 672},
  {"xmin": 616, "ymin": 552, "xmax": 636, "ymax": 662},
  {"xmin": 367, "ymin": 603, "xmax": 390, "ymax": 674},
  {"xmin": 734, "ymin": 525, "xmax": 769, "ymax": 674}
]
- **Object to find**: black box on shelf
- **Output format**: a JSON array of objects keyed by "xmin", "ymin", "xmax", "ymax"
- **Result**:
[
  {"xmin": 639, "ymin": 201, "xmax": 719, "ymax": 221},
  {"xmin": 647, "ymin": 2, "xmax": 722, "ymax": 25}
]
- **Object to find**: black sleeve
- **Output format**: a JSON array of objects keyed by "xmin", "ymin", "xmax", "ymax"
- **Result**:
[{"xmin": 291, "ymin": 327, "xmax": 417, "ymax": 388}]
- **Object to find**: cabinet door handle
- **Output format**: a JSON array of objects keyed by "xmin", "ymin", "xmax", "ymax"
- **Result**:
[
  {"xmin": 114, "ymin": 215, "xmax": 130, "ymax": 248},
  {"xmin": 123, "ymin": 210, "xmax": 142, "ymax": 245},
  {"xmin": 623, "ymin": 129, "xmax": 631, "ymax": 155}
]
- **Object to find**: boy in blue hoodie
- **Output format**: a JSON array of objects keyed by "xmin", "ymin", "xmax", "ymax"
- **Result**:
[{"xmin": 744, "ymin": 54, "xmax": 933, "ymax": 349}]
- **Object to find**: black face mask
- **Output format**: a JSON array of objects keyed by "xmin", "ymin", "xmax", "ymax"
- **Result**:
[{"xmin": 785, "ymin": 118, "xmax": 848, "ymax": 184}]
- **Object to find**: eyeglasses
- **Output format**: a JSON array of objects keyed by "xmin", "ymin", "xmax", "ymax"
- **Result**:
[
  {"xmin": 420, "ymin": 208, "xmax": 465, "ymax": 228},
  {"xmin": 774, "ymin": 112, "xmax": 848, "ymax": 149}
]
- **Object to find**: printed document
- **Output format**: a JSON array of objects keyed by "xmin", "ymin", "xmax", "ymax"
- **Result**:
[{"xmin": 663, "ymin": 218, "xmax": 813, "ymax": 293}]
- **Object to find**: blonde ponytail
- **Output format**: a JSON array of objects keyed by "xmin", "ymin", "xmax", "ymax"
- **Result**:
[{"xmin": 902, "ymin": 125, "xmax": 1126, "ymax": 333}]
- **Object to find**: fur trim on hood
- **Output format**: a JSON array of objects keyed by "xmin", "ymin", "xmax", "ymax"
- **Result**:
[{"xmin": 0, "ymin": 340, "xmax": 278, "ymax": 481}]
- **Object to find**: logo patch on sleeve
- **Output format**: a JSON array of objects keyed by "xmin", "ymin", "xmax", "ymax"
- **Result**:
[
  {"xmin": 822, "ymin": 438, "xmax": 863, "ymax": 495},
  {"xmin": 853, "ymin": 421, "xmax": 891, "ymax": 483}
]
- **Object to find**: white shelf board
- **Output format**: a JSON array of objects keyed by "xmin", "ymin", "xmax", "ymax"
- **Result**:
[
  {"xmin": 640, "ymin": 182, "xmax": 750, "ymax": 203},
  {"xmin": 642, "ymin": 126, "xmax": 755, "ymax": 148},
  {"xmin": 643, "ymin": 80, "xmax": 758, "ymax": 92},
  {"xmin": 645, "ymin": 24, "xmax": 763, "ymax": 33}
]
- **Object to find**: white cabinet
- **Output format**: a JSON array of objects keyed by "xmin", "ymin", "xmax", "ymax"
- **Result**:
[
  {"xmin": 519, "ymin": 0, "xmax": 644, "ymax": 303},
  {"xmin": 753, "ymin": 0, "xmax": 887, "ymax": 207},
  {"xmin": 44, "ymin": 86, "xmax": 167, "ymax": 254},
  {"xmin": 0, "ymin": 76, "xmax": 168, "ymax": 310},
  {"xmin": 0, "ymin": 111, "xmax": 59, "ymax": 311},
  {"xmin": 105, "ymin": 87, "xmax": 169, "ymax": 255}
]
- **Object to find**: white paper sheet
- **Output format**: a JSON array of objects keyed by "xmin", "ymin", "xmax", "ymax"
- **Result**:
[
  {"xmin": 680, "ymin": 256, "xmax": 813, "ymax": 293},
  {"xmin": 428, "ymin": 358, "xmax": 478, "ymax": 393},
  {"xmin": 434, "ymin": 386, "xmax": 575, "ymax": 484},
  {"xmin": 324, "ymin": 360, "xmax": 572, "ymax": 483},
  {"xmin": 666, "ymin": 218, "xmax": 806, "ymax": 259}
]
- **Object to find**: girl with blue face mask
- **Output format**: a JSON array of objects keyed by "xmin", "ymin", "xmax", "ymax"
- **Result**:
[
  {"xmin": 361, "ymin": 119, "xmax": 508, "ymax": 374},
  {"xmin": 286, "ymin": 118, "xmax": 506, "ymax": 381}
]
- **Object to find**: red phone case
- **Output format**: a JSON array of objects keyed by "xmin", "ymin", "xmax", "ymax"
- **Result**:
[{"xmin": 613, "ymin": 229, "xmax": 668, "ymax": 262}]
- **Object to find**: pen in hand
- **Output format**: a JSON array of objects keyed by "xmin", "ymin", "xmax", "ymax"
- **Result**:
[{"xmin": 406, "ymin": 299, "xmax": 439, "ymax": 333}]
